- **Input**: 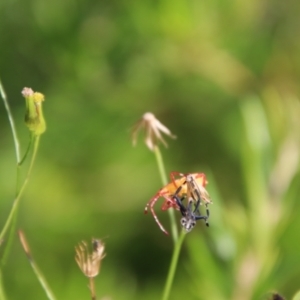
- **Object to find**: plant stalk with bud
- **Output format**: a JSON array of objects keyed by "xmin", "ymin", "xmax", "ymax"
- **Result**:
[
  {"xmin": 132, "ymin": 112, "xmax": 186, "ymax": 300},
  {"xmin": 75, "ymin": 239, "xmax": 106, "ymax": 300},
  {"xmin": 0, "ymin": 83, "xmax": 49, "ymax": 298},
  {"xmin": 0, "ymin": 87, "xmax": 46, "ymax": 263},
  {"xmin": 132, "ymin": 112, "xmax": 178, "ymax": 241}
]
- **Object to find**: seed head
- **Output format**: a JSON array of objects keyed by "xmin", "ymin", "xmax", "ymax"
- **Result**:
[
  {"xmin": 132, "ymin": 112, "xmax": 176, "ymax": 151},
  {"xmin": 75, "ymin": 238, "xmax": 106, "ymax": 278}
]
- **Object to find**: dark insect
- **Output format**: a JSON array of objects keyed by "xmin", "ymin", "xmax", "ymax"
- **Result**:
[
  {"xmin": 144, "ymin": 172, "xmax": 211, "ymax": 234},
  {"xmin": 173, "ymin": 187, "xmax": 210, "ymax": 232},
  {"xmin": 171, "ymin": 173, "xmax": 210, "ymax": 232}
]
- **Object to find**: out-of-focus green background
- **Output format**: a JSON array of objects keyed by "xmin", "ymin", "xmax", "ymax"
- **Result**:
[{"xmin": 1, "ymin": 0, "xmax": 300, "ymax": 299}]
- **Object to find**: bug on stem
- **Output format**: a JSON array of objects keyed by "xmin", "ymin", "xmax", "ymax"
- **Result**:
[
  {"xmin": 145, "ymin": 172, "xmax": 212, "ymax": 235},
  {"xmin": 174, "ymin": 195, "xmax": 210, "ymax": 232}
]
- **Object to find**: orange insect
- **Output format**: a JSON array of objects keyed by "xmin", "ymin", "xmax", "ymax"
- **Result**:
[{"xmin": 144, "ymin": 172, "xmax": 212, "ymax": 235}]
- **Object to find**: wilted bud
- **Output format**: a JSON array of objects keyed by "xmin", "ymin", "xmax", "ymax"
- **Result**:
[
  {"xmin": 131, "ymin": 112, "xmax": 176, "ymax": 151},
  {"xmin": 22, "ymin": 87, "xmax": 46, "ymax": 136},
  {"xmin": 75, "ymin": 238, "xmax": 106, "ymax": 278}
]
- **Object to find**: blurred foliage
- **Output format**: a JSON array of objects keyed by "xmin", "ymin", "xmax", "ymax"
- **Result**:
[{"xmin": 1, "ymin": 0, "xmax": 300, "ymax": 299}]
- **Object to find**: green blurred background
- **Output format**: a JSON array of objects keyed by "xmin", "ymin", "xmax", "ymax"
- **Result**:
[{"xmin": 1, "ymin": 0, "xmax": 300, "ymax": 299}]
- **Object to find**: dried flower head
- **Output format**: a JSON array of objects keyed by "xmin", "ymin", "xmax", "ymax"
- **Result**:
[
  {"xmin": 22, "ymin": 87, "xmax": 46, "ymax": 136},
  {"xmin": 132, "ymin": 112, "xmax": 176, "ymax": 151},
  {"xmin": 75, "ymin": 238, "xmax": 106, "ymax": 278}
]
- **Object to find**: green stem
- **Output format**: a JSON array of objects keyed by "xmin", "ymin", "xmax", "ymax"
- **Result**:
[
  {"xmin": 19, "ymin": 230, "xmax": 56, "ymax": 300},
  {"xmin": 0, "ymin": 79, "xmax": 21, "ymax": 163},
  {"xmin": 154, "ymin": 146, "xmax": 168, "ymax": 185},
  {"xmin": 0, "ymin": 135, "xmax": 40, "ymax": 244},
  {"xmin": 0, "ymin": 211, "xmax": 18, "ymax": 266},
  {"xmin": 1, "ymin": 136, "xmax": 34, "ymax": 265},
  {"xmin": 154, "ymin": 146, "xmax": 178, "ymax": 243},
  {"xmin": 15, "ymin": 137, "xmax": 26, "ymax": 204},
  {"xmin": 19, "ymin": 136, "xmax": 33, "ymax": 166},
  {"xmin": 1, "ymin": 135, "xmax": 33, "ymax": 266},
  {"xmin": 29, "ymin": 259, "xmax": 56, "ymax": 300},
  {"xmin": 161, "ymin": 229, "xmax": 186, "ymax": 300}
]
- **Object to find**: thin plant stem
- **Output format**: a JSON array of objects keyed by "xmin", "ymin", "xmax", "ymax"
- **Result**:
[
  {"xmin": 18, "ymin": 230, "xmax": 56, "ymax": 300},
  {"xmin": 0, "ymin": 79, "xmax": 21, "ymax": 163},
  {"xmin": 1, "ymin": 211, "xmax": 18, "ymax": 266},
  {"xmin": 0, "ymin": 80, "xmax": 24, "ymax": 265},
  {"xmin": 89, "ymin": 277, "xmax": 96, "ymax": 300},
  {"xmin": 161, "ymin": 229, "xmax": 186, "ymax": 300},
  {"xmin": 1, "ymin": 137, "xmax": 34, "ymax": 264},
  {"xmin": 19, "ymin": 136, "xmax": 33, "ymax": 166},
  {"xmin": 153, "ymin": 146, "xmax": 178, "ymax": 243},
  {"xmin": 153, "ymin": 146, "xmax": 185, "ymax": 300},
  {"xmin": 0, "ymin": 135, "xmax": 40, "ymax": 244},
  {"xmin": 153, "ymin": 146, "xmax": 168, "ymax": 185}
]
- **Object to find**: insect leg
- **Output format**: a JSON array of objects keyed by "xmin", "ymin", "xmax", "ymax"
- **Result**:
[
  {"xmin": 173, "ymin": 194, "xmax": 186, "ymax": 216},
  {"xmin": 144, "ymin": 194, "xmax": 159, "ymax": 214},
  {"xmin": 170, "ymin": 171, "xmax": 185, "ymax": 188},
  {"xmin": 149, "ymin": 199, "xmax": 169, "ymax": 235},
  {"xmin": 144, "ymin": 191, "xmax": 169, "ymax": 234},
  {"xmin": 204, "ymin": 204, "xmax": 210, "ymax": 227},
  {"xmin": 193, "ymin": 189, "xmax": 209, "ymax": 226}
]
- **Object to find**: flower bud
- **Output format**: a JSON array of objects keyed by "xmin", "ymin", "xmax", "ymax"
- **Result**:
[{"xmin": 22, "ymin": 87, "xmax": 46, "ymax": 136}]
